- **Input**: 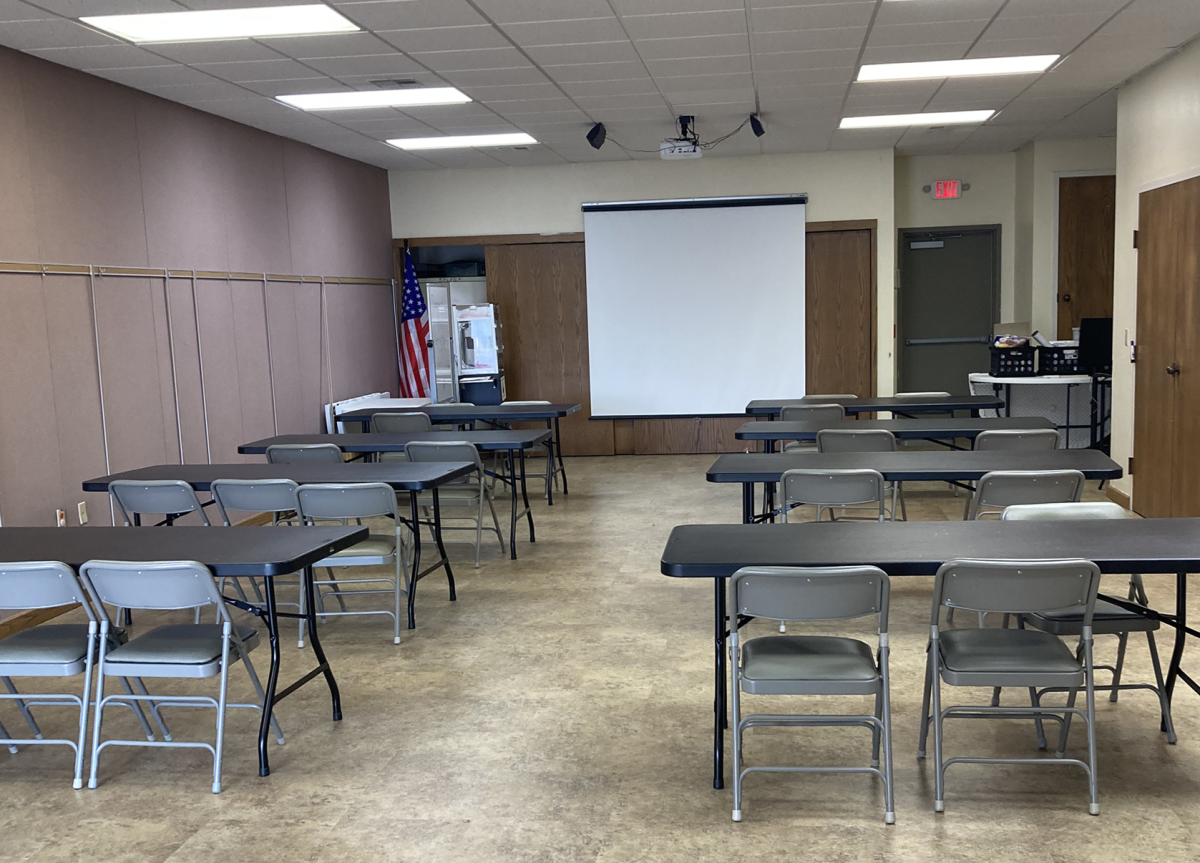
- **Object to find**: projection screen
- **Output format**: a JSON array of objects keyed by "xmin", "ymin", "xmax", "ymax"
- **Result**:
[{"xmin": 582, "ymin": 194, "xmax": 807, "ymax": 417}]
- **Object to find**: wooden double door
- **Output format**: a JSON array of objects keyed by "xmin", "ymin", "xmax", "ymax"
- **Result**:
[
  {"xmin": 1132, "ymin": 175, "xmax": 1200, "ymax": 517},
  {"xmin": 425, "ymin": 220, "xmax": 875, "ymax": 456}
]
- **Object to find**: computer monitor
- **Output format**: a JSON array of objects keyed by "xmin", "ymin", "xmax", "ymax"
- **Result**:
[{"xmin": 1077, "ymin": 317, "xmax": 1113, "ymax": 375}]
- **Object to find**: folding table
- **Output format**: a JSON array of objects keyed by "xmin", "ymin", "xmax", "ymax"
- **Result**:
[
  {"xmin": 0, "ymin": 524, "xmax": 364, "ymax": 778},
  {"xmin": 661, "ymin": 518, "xmax": 1200, "ymax": 790},
  {"xmin": 745, "ymin": 395, "xmax": 1004, "ymax": 418},
  {"xmin": 84, "ymin": 462, "xmax": 474, "ymax": 629},
  {"xmin": 240, "ymin": 430, "xmax": 548, "ymax": 557},
  {"xmin": 707, "ymin": 450, "xmax": 1123, "ymax": 523},
  {"xmin": 734, "ymin": 416, "xmax": 1057, "ymax": 453}
]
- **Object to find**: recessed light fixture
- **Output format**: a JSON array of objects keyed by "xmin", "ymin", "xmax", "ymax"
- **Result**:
[
  {"xmin": 278, "ymin": 88, "xmax": 471, "ymax": 111},
  {"xmin": 840, "ymin": 110, "xmax": 995, "ymax": 129},
  {"xmin": 858, "ymin": 55, "xmax": 1059, "ymax": 83},
  {"xmin": 81, "ymin": 4, "xmax": 358, "ymax": 44},
  {"xmin": 387, "ymin": 133, "xmax": 538, "ymax": 150}
]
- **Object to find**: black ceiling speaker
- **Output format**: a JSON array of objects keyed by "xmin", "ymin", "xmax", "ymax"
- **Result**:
[
  {"xmin": 586, "ymin": 122, "xmax": 606, "ymax": 149},
  {"xmin": 750, "ymin": 114, "xmax": 765, "ymax": 137}
]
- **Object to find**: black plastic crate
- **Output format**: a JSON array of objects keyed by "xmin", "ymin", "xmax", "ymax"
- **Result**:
[
  {"xmin": 1037, "ymin": 345, "xmax": 1079, "ymax": 375},
  {"xmin": 990, "ymin": 345, "xmax": 1036, "ymax": 377}
]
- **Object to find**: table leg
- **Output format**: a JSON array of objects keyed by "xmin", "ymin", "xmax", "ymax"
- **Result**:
[
  {"xmin": 303, "ymin": 564, "xmax": 342, "ymax": 721},
  {"xmin": 408, "ymin": 492, "xmax": 422, "ymax": 630},
  {"xmin": 554, "ymin": 417, "xmax": 568, "ymax": 494},
  {"xmin": 545, "ymin": 439, "xmax": 554, "ymax": 507},
  {"xmin": 509, "ymin": 449, "xmax": 519, "ymax": 559},
  {"xmin": 257, "ymin": 577, "xmax": 281, "ymax": 778},
  {"xmin": 520, "ymin": 448, "xmax": 535, "ymax": 545},
  {"xmin": 713, "ymin": 579, "xmax": 727, "ymax": 790},
  {"xmin": 432, "ymin": 489, "xmax": 456, "ymax": 603},
  {"xmin": 742, "ymin": 482, "xmax": 754, "ymax": 525},
  {"xmin": 1165, "ymin": 573, "xmax": 1188, "ymax": 710}
]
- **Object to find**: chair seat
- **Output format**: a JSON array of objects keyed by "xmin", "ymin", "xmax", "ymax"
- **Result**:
[
  {"xmin": 938, "ymin": 627, "xmax": 1083, "ymax": 687},
  {"xmin": 0, "ymin": 625, "xmax": 91, "ymax": 672},
  {"xmin": 416, "ymin": 485, "xmax": 483, "ymax": 506},
  {"xmin": 740, "ymin": 635, "xmax": 879, "ymax": 695},
  {"xmin": 1025, "ymin": 598, "xmax": 1160, "ymax": 635},
  {"xmin": 782, "ymin": 441, "xmax": 816, "ymax": 452},
  {"xmin": 104, "ymin": 624, "xmax": 259, "ymax": 669},
  {"xmin": 317, "ymin": 535, "xmax": 396, "ymax": 566}
]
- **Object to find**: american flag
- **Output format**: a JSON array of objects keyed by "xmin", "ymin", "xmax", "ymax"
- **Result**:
[{"xmin": 397, "ymin": 248, "xmax": 430, "ymax": 398}]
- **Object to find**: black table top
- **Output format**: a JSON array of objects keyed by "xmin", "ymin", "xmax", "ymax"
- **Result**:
[
  {"xmin": 661, "ymin": 518, "xmax": 1200, "ymax": 578},
  {"xmin": 745, "ymin": 395, "xmax": 1004, "ymax": 416},
  {"xmin": 734, "ymin": 417, "xmax": 1055, "ymax": 441},
  {"xmin": 707, "ymin": 450, "xmax": 1122, "ymax": 483},
  {"xmin": 0, "ymin": 526, "xmax": 366, "ymax": 578},
  {"xmin": 337, "ymin": 403, "xmax": 582, "ymax": 422},
  {"xmin": 239, "ymin": 430, "xmax": 550, "ymax": 454},
  {"xmin": 83, "ymin": 462, "xmax": 476, "ymax": 493}
]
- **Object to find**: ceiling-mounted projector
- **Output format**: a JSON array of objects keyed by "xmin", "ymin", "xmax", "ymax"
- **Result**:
[{"xmin": 660, "ymin": 139, "xmax": 701, "ymax": 159}]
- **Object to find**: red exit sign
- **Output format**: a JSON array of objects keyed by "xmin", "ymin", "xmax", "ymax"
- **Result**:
[{"xmin": 933, "ymin": 179, "xmax": 961, "ymax": 199}]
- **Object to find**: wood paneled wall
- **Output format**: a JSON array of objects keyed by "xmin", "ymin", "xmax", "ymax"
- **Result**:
[{"xmin": 1057, "ymin": 175, "xmax": 1116, "ymax": 339}]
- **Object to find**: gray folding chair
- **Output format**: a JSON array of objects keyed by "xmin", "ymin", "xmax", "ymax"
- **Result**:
[
  {"xmin": 779, "ymin": 468, "xmax": 887, "ymax": 524},
  {"xmin": 918, "ymin": 558, "xmax": 1102, "ymax": 815},
  {"xmin": 729, "ymin": 566, "xmax": 894, "ymax": 824},
  {"xmin": 779, "ymin": 404, "xmax": 846, "ymax": 452},
  {"xmin": 816, "ymin": 428, "xmax": 904, "ymax": 520},
  {"xmin": 371, "ymin": 413, "xmax": 432, "ymax": 463},
  {"xmin": 405, "ymin": 441, "xmax": 505, "ymax": 568},
  {"xmin": 110, "ymin": 479, "xmax": 209, "ymax": 527},
  {"xmin": 974, "ymin": 428, "xmax": 1062, "ymax": 452},
  {"xmin": 80, "ymin": 560, "xmax": 282, "ymax": 794},
  {"xmin": 266, "ymin": 443, "xmax": 345, "ymax": 464},
  {"xmin": 295, "ymin": 483, "xmax": 409, "ymax": 643},
  {"xmin": 967, "ymin": 469, "xmax": 1084, "ymax": 520},
  {"xmin": 1001, "ymin": 502, "xmax": 1176, "ymax": 746},
  {"xmin": 501, "ymin": 400, "xmax": 560, "ymax": 497}
]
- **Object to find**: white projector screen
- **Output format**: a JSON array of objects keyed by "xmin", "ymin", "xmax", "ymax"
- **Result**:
[{"xmin": 583, "ymin": 195, "xmax": 806, "ymax": 417}]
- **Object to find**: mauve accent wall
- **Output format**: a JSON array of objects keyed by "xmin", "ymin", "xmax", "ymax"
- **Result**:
[{"xmin": 0, "ymin": 46, "xmax": 396, "ymax": 526}]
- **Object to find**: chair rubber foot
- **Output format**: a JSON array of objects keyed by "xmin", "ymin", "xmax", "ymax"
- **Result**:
[
  {"xmin": 1089, "ymin": 803, "xmax": 1100, "ymax": 816},
  {"xmin": 885, "ymin": 812, "xmax": 896, "ymax": 825},
  {"xmin": 934, "ymin": 800, "xmax": 944, "ymax": 813},
  {"xmin": 732, "ymin": 810, "xmax": 742, "ymax": 822},
  {"xmin": 393, "ymin": 637, "xmax": 401, "ymax": 644},
  {"xmin": 72, "ymin": 778, "xmax": 82, "ymax": 789},
  {"xmin": 88, "ymin": 779, "xmax": 97, "ymax": 789},
  {"xmin": 6, "ymin": 745, "xmax": 16, "ymax": 755},
  {"xmin": 35, "ymin": 733, "xmax": 44, "ymax": 741},
  {"xmin": 212, "ymin": 782, "xmax": 221, "ymax": 794},
  {"xmin": 870, "ymin": 759, "xmax": 879, "ymax": 768},
  {"xmin": 916, "ymin": 749, "xmax": 925, "ymax": 759}
]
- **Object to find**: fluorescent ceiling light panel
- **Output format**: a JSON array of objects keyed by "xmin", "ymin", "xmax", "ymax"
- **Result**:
[
  {"xmin": 388, "ymin": 133, "xmax": 537, "ymax": 150},
  {"xmin": 81, "ymin": 5, "xmax": 358, "ymax": 44},
  {"xmin": 278, "ymin": 88, "xmax": 471, "ymax": 111},
  {"xmin": 840, "ymin": 110, "xmax": 995, "ymax": 129},
  {"xmin": 858, "ymin": 55, "xmax": 1059, "ymax": 82}
]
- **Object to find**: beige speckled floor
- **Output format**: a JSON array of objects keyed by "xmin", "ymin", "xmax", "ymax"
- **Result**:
[{"xmin": 3, "ymin": 455, "xmax": 1199, "ymax": 862}]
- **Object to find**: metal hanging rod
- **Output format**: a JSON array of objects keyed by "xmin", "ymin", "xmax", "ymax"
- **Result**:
[{"xmin": 0, "ymin": 260, "xmax": 390, "ymax": 285}]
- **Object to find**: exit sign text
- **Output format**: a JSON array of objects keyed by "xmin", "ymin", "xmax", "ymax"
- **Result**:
[{"xmin": 933, "ymin": 180, "xmax": 961, "ymax": 200}]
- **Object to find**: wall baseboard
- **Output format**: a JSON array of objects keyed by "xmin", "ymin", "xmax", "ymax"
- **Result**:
[{"xmin": 1105, "ymin": 484, "xmax": 1131, "ymax": 510}]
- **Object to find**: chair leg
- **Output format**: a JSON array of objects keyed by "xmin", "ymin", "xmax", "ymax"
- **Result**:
[
  {"xmin": 486, "ymin": 491, "xmax": 506, "ymax": 554},
  {"xmin": 0, "ymin": 719, "xmax": 17, "ymax": 754},
  {"xmin": 393, "ymin": 555, "xmax": 403, "ymax": 645},
  {"xmin": 74, "ymin": 636, "xmax": 96, "ymax": 788},
  {"xmin": 931, "ymin": 646, "xmax": 945, "ymax": 812},
  {"xmin": 1029, "ymin": 687, "xmax": 1048, "ymax": 749},
  {"xmin": 1084, "ymin": 637, "xmax": 1100, "ymax": 815},
  {"xmin": 880, "ymin": 645, "xmax": 896, "ymax": 825},
  {"xmin": 1146, "ymin": 630, "xmax": 1178, "ymax": 743},
  {"xmin": 871, "ymin": 689, "xmax": 882, "ymax": 768},
  {"xmin": 1110, "ymin": 632, "xmax": 1129, "ymax": 702},
  {"xmin": 1, "ymin": 678, "xmax": 43, "ymax": 739},
  {"xmin": 298, "ymin": 574, "xmax": 307, "ymax": 649},
  {"xmin": 130, "ymin": 678, "xmax": 171, "ymax": 741},
  {"xmin": 323, "ymin": 567, "xmax": 349, "ymax": 613},
  {"xmin": 730, "ymin": 639, "xmax": 742, "ymax": 822},
  {"xmin": 917, "ymin": 646, "xmax": 933, "ymax": 759},
  {"xmin": 1055, "ymin": 687, "xmax": 1079, "ymax": 757},
  {"xmin": 474, "ymin": 492, "xmax": 484, "ymax": 568},
  {"xmin": 213, "ymin": 632, "xmax": 231, "ymax": 794}
]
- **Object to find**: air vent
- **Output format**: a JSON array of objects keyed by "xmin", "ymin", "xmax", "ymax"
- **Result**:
[{"xmin": 370, "ymin": 78, "xmax": 421, "ymax": 89}]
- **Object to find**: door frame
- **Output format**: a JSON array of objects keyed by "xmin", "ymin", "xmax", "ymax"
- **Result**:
[
  {"xmin": 1052, "ymin": 170, "xmax": 1116, "ymax": 338},
  {"xmin": 807, "ymin": 219, "xmax": 878, "ymax": 398},
  {"xmin": 896, "ymin": 224, "xmax": 1001, "ymax": 393}
]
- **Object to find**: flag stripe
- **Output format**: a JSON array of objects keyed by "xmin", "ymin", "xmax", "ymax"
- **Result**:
[{"xmin": 397, "ymin": 249, "xmax": 430, "ymax": 399}]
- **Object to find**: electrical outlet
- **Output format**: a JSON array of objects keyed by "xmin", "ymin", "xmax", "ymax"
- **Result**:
[
  {"xmin": 77, "ymin": 501, "xmax": 88, "ymax": 525},
  {"xmin": 55, "ymin": 509, "xmax": 67, "ymax": 527}
]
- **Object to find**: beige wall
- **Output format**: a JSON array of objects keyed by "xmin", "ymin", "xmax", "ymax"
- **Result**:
[
  {"xmin": 1111, "ymin": 39, "xmax": 1200, "ymax": 498},
  {"xmin": 391, "ymin": 150, "xmax": 898, "ymax": 391},
  {"xmin": 0, "ymin": 46, "xmax": 395, "ymax": 527}
]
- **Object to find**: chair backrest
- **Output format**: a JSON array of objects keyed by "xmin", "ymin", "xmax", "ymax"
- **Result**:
[
  {"xmin": 80, "ymin": 560, "xmax": 226, "ymax": 616},
  {"xmin": 779, "ymin": 403, "xmax": 846, "ymax": 424},
  {"xmin": 894, "ymin": 391, "xmax": 950, "ymax": 398},
  {"xmin": 296, "ymin": 482, "xmax": 398, "ymax": 522},
  {"xmin": 931, "ymin": 558, "xmax": 1100, "ymax": 620},
  {"xmin": 974, "ymin": 428, "xmax": 1061, "ymax": 451},
  {"xmin": 816, "ymin": 428, "xmax": 897, "ymax": 453},
  {"xmin": 0, "ymin": 561, "xmax": 96, "ymax": 616},
  {"xmin": 780, "ymin": 469, "xmax": 885, "ymax": 520},
  {"xmin": 1001, "ymin": 501, "xmax": 1128, "ymax": 522},
  {"xmin": 731, "ymin": 566, "xmax": 889, "ymax": 630},
  {"xmin": 266, "ymin": 443, "xmax": 345, "ymax": 464},
  {"xmin": 371, "ymin": 412, "xmax": 432, "ymax": 433},
  {"xmin": 404, "ymin": 440, "xmax": 484, "ymax": 472},
  {"xmin": 971, "ymin": 469, "xmax": 1085, "ymax": 518},
  {"xmin": 110, "ymin": 480, "xmax": 208, "ymax": 526},
  {"xmin": 210, "ymin": 479, "xmax": 300, "ymax": 525}
]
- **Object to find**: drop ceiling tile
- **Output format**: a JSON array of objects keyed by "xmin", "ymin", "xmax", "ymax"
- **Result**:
[
  {"xmin": 542, "ymin": 60, "xmax": 649, "ymax": 81},
  {"xmin": 612, "ymin": 0, "xmax": 741, "ymax": 15},
  {"xmin": 984, "ymin": 12, "xmax": 1111, "ymax": 43},
  {"xmin": 761, "ymin": 81, "xmax": 848, "ymax": 101},
  {"xmin": 26, "ymin": 0, "xmax": 182, "ymax": 14},
  {"xmin": 761, "ymin": 125, "xmax": 836, "ymax": 155},
  {"xmin": 302, "ymin": 52, "xmax": 425, "ymax": 78},
  {"xmin": 751, "ymin": 2, "xmax": 876, "ymax": 31},
  {"xmin": 706, "ymin": 135, "xmax": 765, "ymax": 157},
  {"xmin": 672, "ymin": 96, "xmax": 756, "ymax": 112},
  {"xmin": 573, "ymin": 92, "xmax": 670, "ymax": 111},
  {"xmin": 634, "ymin": 33, "xmax": 750, "ymax": 61},
  {"xmin": 418, "ymin": 148, "xmax": 508, "ymax": 169},
  {"xmin": 334, "ymin": 71, "xmax": 446, "ymax": 88},
  {"xmin": 473, "ymin": 0, "xmax": 617, "ymax": 24},
  {"xmin": 655, "ymin": 72, "xmax": 753, "ymax": 93},
  {"xmin": 258, "ymin": 32, "xmax": 396, "ymax": 60},
  {"xmin": 1003, "ymin": 0, "xmax": 1127, "ymax": 17},
  {"xmin": 238, "ymin": 78, "xmax": 341, "ymax": 97},
  {"xmin": 620, "ymin": 10, "xmax": 747, "ymax": 40},
  {"xmin": 933, "ymin": 77, "xmax": 1036, "ymax": 102},
  {"xmin": 848, "ymin": 79, "xmax": 944, "ymax": 102},
  {"xmin": 144, "ymin": 80, "xmax": 255, "ymax": 102},
  {"xmin": 423, "ymin": 118, "xmax": 521, "ymax": 132},
  {"xmin": 401, "ymin": 101, "xmax": 498, "ymax": 120},
  {"xmin": 485, "ymin": 98, "xmax": 582, "ymax": 115},
  {"xmin": 755, "ymin": 67, "xmax": 855, "ymax": 88},
  {"xmin": 842, "ymin": 95, "xmax": 934, "ymax": 114},
  {"xmin": 489, "ymin": 146, "xmax": 570, "ymax": 166},
  {"xmin": 0, "ymin": 17, "xmax": 119, "ymax": 50},
  {"xmin": 465, "ymin": 81, "xmax": 563, "ymax": 100},
  {"xmin": 327, "ymin": 115, "xmax": 438, "ymax": 134},
  {"xmin": 88, "ymin": 63, "xmax": 214, "ymax": 88},
  {"xmin": 28, "ymin": 43, "xmax": 169, "ymax": 69},
  {"xmin": 170, "ymin": 0, "xmax": 300, "ymax": 8},
  {"xmin": 440, "ymin": 65, "xmax": 549, "ymax": 86},
  {"xmin": 1099, "ymin": 1, "xmax": 1200, "ymax": 46},
  {"xmin": 752, "ymin": 28, "xmax": 866, "ymax": 53},
  {"xmin": 990, "ymin": 95, "xmax": 1092, "ymax": 125},
  {"xmin": 559, "ymin": 77, "xmax": 661, "ymax": 98},
  {"xmin": 539, "ymin": 140, "xmax": 631, "ymax": 162},
  {"xmin": 192, "ymin": 97, "xmax": 308, "ymax": 125},
  {"xmin": 876, "ymin": 0, "xmax": 1001, "ymax": 26},
  {"xmin": 968, "ymin": 35, "xmax": 1082, "ymax": 56},
  {"xmin": 193, "ymin": 59, "xmax": 325, "ymax": 83},
  {"xmin": 587, "ymin": 105, "xmax": 674, "ymax": 121},
  {"xmin": 501, "ymin": 17, "xmax": 628, "ymax": 46},
  {"xmin": 643, "ymin": 54, "xmax": 752, "ymax": 76},
  {"xmin": 662, "ymin": 86, "xmax": 754, "ymax": 104},
  {"xmin": 859, "ymin": 42, "xmax": 975, "ymax": 64},
  {"xmin": 0, "ymin": 0, "xmax": 65, "ymax": 20},
  {"xmin": 525, "ymin": 41, "xmax": 641, "ymax": 65},
  {"xmin": 408, "ymin": 46, "xmax": 531, "ymax": 70},
  {"xmin": 511, "ymin": 120, "xmax": 592, "ymax": 141},
  {"xmin": 753, "ymin": 49, "xmax": 861, "ymax": 72},
  {"xmin": 145, "ymin": 40, "xmax": 287, "ymax": 64},
  {"xmin": 334, "ymin": 0, "xmax": 488, "ymax": 31},
  {"xmin": 828, "ymin": 128, "xmax": 905, "ymax": 151},
  {"xmin": 380, "ymin": 25, "xmax": 512, "ymax": 53},
  {"xmin": 868, "ymin": 21, "xmax": 990, "ymax": 47}
]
